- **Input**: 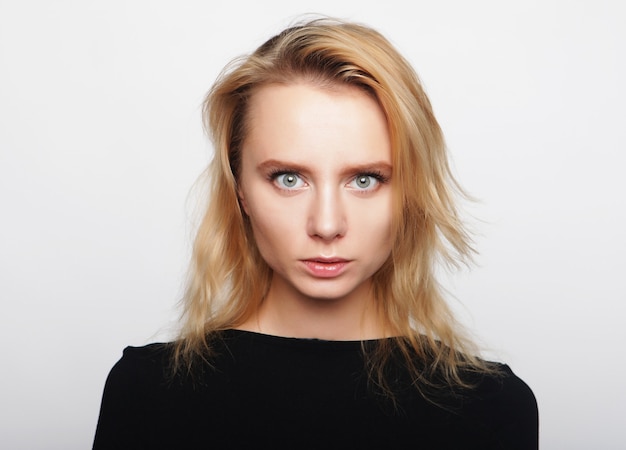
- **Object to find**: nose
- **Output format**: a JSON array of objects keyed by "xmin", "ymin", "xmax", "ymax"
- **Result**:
[{"xmin": 307, "ymin": 185, "xmax": 347, "ymax": 240}]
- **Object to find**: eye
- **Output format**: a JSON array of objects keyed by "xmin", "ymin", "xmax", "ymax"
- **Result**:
[
  {"xmin": 347, "ymin": 173, "xmax": 384, "ymax": 191},
  {"xmin": 355, "ymin": 175, "xmax": 374, "ymax": 189},
  {"xmin": 273, "ymin": 172, "xmax": 305, "ymax": 189}
]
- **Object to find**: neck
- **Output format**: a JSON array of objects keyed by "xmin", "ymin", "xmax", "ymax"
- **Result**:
[{"xmin": 239, "ymin": 278, "xmax": 386, "ymax": 341}]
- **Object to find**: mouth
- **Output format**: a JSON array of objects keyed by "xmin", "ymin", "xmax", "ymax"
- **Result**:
[
  {"xmin": 308, "ymin": 257, "xmax": 349, "ymax": 263},
  {"xmin": 301, "ymin": 257, "xmax": 350, "ymax": 278}
]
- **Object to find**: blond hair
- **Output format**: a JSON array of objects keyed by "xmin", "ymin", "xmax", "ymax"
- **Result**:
[{"xmin": 175, "ymin": 16, "xmax": 495, "ymax": 392}]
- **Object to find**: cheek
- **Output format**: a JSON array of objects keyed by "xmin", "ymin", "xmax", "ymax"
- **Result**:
[
  {"xmin": 366, "ymin": 212, "xmax": 394, "ymax": 267},
  {"xmin": 352, "ymin": 197, "xmax": 393, "ymax": 240},
  {"xmin": 245, "ymin": 198, "xmax": 301, "ymax": 257},
  {"xmin": 370, "ymin": 218, "xmax": 394, "ymax": 253}
]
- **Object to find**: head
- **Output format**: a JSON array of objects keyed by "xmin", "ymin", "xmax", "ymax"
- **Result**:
[{"xmin": 186, "ymin": 16, "xmax": 473, "ymax": 339}]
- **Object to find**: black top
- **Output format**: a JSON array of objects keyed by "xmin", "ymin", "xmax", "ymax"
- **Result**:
[{"xmin": 93, "ymin": 330, "xmax": 538, "ymax": 449}]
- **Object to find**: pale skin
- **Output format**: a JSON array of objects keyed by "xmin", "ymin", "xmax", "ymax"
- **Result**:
[{"xmin": 237, "ymin": 82, "xmax": 393, "ymax": 340}]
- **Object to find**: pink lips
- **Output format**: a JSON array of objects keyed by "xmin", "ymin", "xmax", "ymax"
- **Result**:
[{"xmin": 301, "ymin": 258, "xmax": 349, "ymax": 278}]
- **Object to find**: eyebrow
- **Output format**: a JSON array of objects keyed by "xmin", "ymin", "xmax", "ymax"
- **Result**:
[{"xmin": 257, "ymin": 159, "xmax": 392, "ymax": 175}]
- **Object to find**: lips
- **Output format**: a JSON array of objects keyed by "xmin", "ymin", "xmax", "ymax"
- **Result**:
[{"xmin": 301, "ymin": 257, "xmax": 350, "ymax": 278}]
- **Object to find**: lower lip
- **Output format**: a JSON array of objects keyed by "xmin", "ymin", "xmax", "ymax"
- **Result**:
[{"xmin": 302, "ymin": 260, "xmax": 349, "ymax": 278}]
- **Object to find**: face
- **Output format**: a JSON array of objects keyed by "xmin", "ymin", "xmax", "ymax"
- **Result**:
[{"xmin": 238, "ymin": 82, "xmax": 393, "ymax": 305}]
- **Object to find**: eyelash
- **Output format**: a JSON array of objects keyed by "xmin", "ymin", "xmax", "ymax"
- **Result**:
[
  {"xmin": 356, "ymin": 170, "xmax": 389, "ymax": 184},
  {"xmin": 266, "ymin": 169, "xmax": 390, "ymax": 190},
  {"xmin": 267, "ymin": 170, "xmax": 306, "ymax": 190}
]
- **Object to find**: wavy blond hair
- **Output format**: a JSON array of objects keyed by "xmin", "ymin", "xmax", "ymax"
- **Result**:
[{"xmin": 174, "ymin": 16, "xmax": 495, "ymax": 393}]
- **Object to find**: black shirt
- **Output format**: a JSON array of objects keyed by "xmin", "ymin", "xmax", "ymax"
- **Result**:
[{"xmin": 93, "ymin": 329, "xmax": 538, "ymax": 449}]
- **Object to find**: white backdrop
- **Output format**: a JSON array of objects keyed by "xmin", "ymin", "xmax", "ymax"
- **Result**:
[{"xmin": 1, "ymin": 0, "xmax": 624, "ymax": 448}]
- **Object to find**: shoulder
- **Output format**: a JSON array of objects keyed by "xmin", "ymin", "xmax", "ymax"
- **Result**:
[
  {"xmin": 472, "ymin": 363, "xmax": 536, "ymax": 406},
  {"xmin": 115, "ymin": 343, "xmax": 172, "ymax": 370},
  {"xmin": 463, "ymin": 363, "xmax": 539, "ymax": 449},
  {"xmin": 96, "ymin": 343, "xmax": 175, "ymax": 420},
  {"xmin": 104, "ymin": 343, "xmax": 172, "ymax": 390},
  {"xmin": 93, "ymin": 344, "xmax": 169, "ymax": 447}
]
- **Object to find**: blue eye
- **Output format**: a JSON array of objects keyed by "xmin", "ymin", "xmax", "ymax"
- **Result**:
[
  {"xmin": 355, "ymin": 175, "xmax": 373, "ymax": 189},
  {"xmin": 274, "ymin": 172, "xmax": 304, "ymax": 189},
  {"xmin": 348, "ymin": 174, "xmax": 380, "ymax": 191}
]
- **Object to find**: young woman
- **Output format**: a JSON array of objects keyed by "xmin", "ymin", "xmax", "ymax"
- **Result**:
[{"xmin": 93, "ymin": 17, "xmax": 538, "ymax": 449}]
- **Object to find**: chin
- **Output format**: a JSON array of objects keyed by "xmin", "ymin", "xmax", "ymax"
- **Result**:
[{"xmin": 297, "ymin": 282, "xmax": 363, "ymax": 303}]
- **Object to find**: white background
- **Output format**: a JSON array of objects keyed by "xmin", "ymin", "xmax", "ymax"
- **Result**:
[{"xmin": 1, "ymin": 0, "xmax": 624, "ymax": 448}]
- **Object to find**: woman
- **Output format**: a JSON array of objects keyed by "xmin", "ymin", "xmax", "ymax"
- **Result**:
[{"xmin": 93, "ymin": 17, "xmax": 538, "ymax": 449}]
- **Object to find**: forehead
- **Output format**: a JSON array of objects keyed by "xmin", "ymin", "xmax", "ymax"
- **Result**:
[{"xmin": 243, "ymin": 83, "xmax": 391, "ymax": 165}]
